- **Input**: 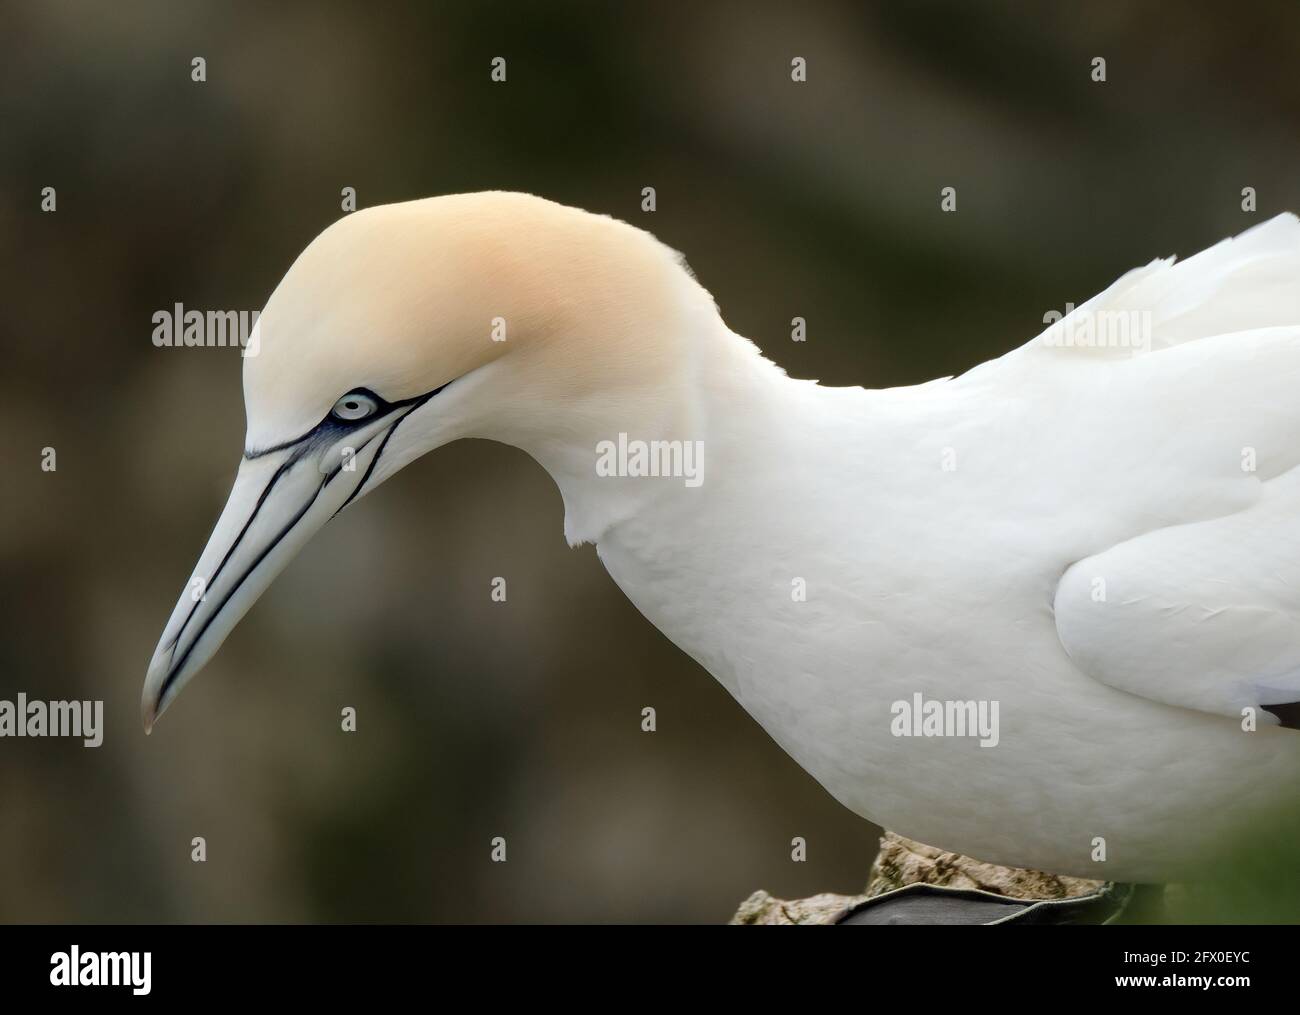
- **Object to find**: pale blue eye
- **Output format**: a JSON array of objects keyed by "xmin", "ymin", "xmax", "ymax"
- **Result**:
[{"xmin": 331, "ymin": 392, "xmax": 378, "ymax": 421}]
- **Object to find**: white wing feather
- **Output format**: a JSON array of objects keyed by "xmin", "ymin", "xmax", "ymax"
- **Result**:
[{"xmin": 1050, "ymin": 213, "xmax": 1300, "ymax": 722}]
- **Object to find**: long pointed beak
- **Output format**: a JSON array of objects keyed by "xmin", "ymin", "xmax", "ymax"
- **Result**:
[{"xmin": 142, "ymin": 415, "xmax": 402, "ymax": 731}]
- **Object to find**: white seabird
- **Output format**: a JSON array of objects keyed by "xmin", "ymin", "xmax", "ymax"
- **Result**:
[{"xmin": 144, "ymin": 193, "xmax": 1300, "ymax": 884}]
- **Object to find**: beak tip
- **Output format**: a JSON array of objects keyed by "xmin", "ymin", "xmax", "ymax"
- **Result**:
[
  {"xmin": 142, "ymin": 661, "xmax": 168, "ymax": 736},
  {"xmin": 141, "ymin": 689, "xmax": 158, "ymax": 734},
  {"xmin": 142, "ymin": 640, "xmax": 177, "ymax": 734}
]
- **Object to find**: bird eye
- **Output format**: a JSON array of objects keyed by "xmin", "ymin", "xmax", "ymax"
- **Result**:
[{"xmin": 331, "ymin": 392, "xmax": 379, "ymax": 421}]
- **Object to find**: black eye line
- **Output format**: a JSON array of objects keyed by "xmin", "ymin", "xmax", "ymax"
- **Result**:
[
  {"xmin": 164, "ymin": 379, "xmax": 456, "ymax": 705},
  {"xmin": 243, "ymin": 383, "xmax": 448, "ymax": 461}
]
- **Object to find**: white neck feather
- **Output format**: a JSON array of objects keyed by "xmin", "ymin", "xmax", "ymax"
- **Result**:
[{"xmin": 510, "ymin": 314, "xmax": 794, "ymax": 547}]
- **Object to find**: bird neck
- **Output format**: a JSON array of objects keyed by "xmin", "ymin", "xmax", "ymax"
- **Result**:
[{"xmin": 507, "ymin": 316, "xmax": 794, "ymax": 548}]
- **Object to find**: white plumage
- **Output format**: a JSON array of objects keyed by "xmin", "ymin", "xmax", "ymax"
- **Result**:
[{"xmin": 145, "ymin": 195, "xmax": 1300, "ymax": 883}]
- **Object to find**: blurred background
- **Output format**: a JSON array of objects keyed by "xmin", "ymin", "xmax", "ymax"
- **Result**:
[{"xmin": 2, "ymin": 0, "xmax": 1299, "ymax": 923}]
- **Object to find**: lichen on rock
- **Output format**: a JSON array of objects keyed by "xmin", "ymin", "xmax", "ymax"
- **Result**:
[
  {"xmin": 731, "ymin": 830, "xmax": 1108, "ymax": 925},
  {"xmin": 865, "ymin": 830, "xmax": 1105, "ymax": 901}
]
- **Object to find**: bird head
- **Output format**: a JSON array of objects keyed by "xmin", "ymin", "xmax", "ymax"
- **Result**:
[{"xmin": 142, "ymin": 191, "xmax": 712, "ymax": 730}]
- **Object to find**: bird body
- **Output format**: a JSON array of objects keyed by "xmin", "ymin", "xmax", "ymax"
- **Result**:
[{"xmin": 145, "ymin": 194, "xmax": 1300, "ymax": 884}]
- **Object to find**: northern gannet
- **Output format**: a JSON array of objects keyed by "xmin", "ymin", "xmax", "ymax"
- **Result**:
[{"xmin": 144, "ymin": 193, "xmax": 1300, "ymax": 884}]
